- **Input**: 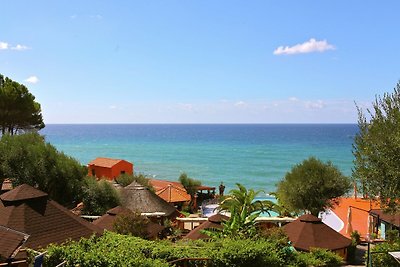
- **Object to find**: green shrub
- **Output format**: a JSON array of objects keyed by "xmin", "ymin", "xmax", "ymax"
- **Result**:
[
  {"xmin": 116, "ymin": 173, "xmax": 154, "ymax": 190},
  {"xmin": 370, "ymin": 239, "xmax": 400, "ymax": 267},
  {"xmin": 82, "ymin": 177, "xmax": 121, "ymax": 215}
]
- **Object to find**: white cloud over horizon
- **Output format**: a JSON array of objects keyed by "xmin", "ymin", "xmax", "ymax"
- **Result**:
[
  {"xmin": 25, "ymin": 76, "xmax": 39, "ymax": 84},
  {"xmin": 0, "ymin": 42, "xmax": 9, "ymax": 50},
  {"xmin": 273, "ymin": 38, "xmax": 335, "ymax": 55}
]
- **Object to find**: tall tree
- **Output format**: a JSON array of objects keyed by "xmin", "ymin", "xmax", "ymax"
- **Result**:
[
  {"xmin": 353, "ymin": 82, "xmax": 400, "ymax": 211},
  {"xmin": 275, "ymin": 157, "xmax": 351, "ymax": 216},
  {"xmin": 178, "ymin": 172, "xmax": 201, "ymax": 196},
  {"xmin": 0, "ymin": 74, "xmax": 44, "ymax": 135}
]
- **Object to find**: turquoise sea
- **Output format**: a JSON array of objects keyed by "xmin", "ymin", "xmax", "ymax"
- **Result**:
[{"xmin": 40, "ymin": 124, "xmax": 358, "ymax": 194}]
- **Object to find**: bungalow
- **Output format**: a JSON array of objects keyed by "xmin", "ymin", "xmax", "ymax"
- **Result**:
[
  {"xmin": 88, "ymin": 157, "xmax": 133, "ymax": 180},
  {"xmin": 369, "ymin": 209, "xmax": 400, "ymax": 240}
]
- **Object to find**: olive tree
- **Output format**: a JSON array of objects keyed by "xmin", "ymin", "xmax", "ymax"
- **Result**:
[{"xmin": 275, "ymin": 157, "xmax": 351, "ymax": 216}]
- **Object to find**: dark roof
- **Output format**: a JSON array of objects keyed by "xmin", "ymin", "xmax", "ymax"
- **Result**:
[
  {"xmin": 1, "ymin": 179, "xmax": 13, "ymax": 192},
  {"xmin": 0, "ymin": 184, "xmax": 47, "ymax": 202},
  {"xmin": 0, "ymin": 226, "xmax": 29, "ymax": 261},
  {"xmin": 88, "ymin": 157, "xmax": 132, "ymax": 168},
  {"xmin": 0, "ymin": 184, "xmax": 103, "ymax": 250},
  {"xmin": 370, "ymin": 209, "xmax": 400, "ymax": 227},
  {"xmin": 284, "ymin": 214, "xmax": 351, "ymax": 251},
  {"xmin": 121, "ymin": 182, "xmax": 177, "ymax": 217},
  {"xmin": 93, "ymin": 206, "xmax": 164, "ymax": 239},
  {"xmin": 185, "ymin": 214, "xmax": 229, "ymax": 240}
]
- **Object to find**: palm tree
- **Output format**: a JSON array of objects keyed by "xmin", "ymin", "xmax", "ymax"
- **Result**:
[{"xmin": 217, "ymin": 183, "xmax": 276, "ymax": 238}]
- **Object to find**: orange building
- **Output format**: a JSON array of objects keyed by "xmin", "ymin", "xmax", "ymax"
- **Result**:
[{"xmin": 88, "ymin": 157, "xmax": 133, "ymax": 180}]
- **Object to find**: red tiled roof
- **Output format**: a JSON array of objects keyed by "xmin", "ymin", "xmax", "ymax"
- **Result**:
[
  {"xmin": 284, "ymin": 214, "xmax": 351, "ymax": 252},
  {"xmin": 0, "ymin": 184, "xmax": 48, "ymax": 202},
  {"xmin": 0, "ymin": 184, "xmax": 103, "ymax": 250},
  {"xmin": 88, "ymin": 157, "xmax": 130, "ymax": 168},
  {"xmin": 150, "ymin": 179, "xmax": 184, "ymax": 191},
  {"xmin": 0, "ymin": 226, "xmax": 29, "ymax": 261},
  {"xmin": 156, "ymin": 184, "xmax": 191, "ymax": 203},
  {"xmin": 185, "ymin": 214, "xmax": 229, "ymax": 240}
]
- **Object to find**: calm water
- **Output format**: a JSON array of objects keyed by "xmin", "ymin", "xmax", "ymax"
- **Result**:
[{"xmin": 40, "ymin": 124, "xmax": 358, "ymax": 194}]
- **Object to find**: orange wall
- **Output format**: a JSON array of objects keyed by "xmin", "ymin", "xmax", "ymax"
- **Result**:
[{"xmin": 88, "ymin": 161, "xmax": 133, "ymax": 180}]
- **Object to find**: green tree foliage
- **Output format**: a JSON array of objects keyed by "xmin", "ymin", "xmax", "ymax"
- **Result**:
[
  {"xmin": 43, "ymin": 231, "xmax": 343, "ymax": 267},
  {"xmin": 353, "ymin": 82, "xmax": 400, "ymax": 211},
  {"xmin": 275, "ymin": 157, "xmax": 351, "ymax": 216},
  {"xmin": 116, "ymin": 173, "xmax": 154, "ymax": 190},
  {"xmin": 0, "ymin": 74, "xmax": 44, "ymax": 135},
  {"xmin": 113, "ymin": 211, "xmax": 150, "ymax": 239},
  {"xmin": 82, "ymin": 177, "xmax": 121, "ymax": 215},
  {"xmin": 178, "ymin": 172, "xmax": 201, "ymax": 196},
  {"xmin": 369, "ymin": 237, "xmax": 400, "ymax": 267},
  {"xmin": 0, "ymin": 133, "xmax": 86, "ymax": 207},
  {"xmin": 217, "ymin": 183, "xmax": 276, "ymax": 238}
]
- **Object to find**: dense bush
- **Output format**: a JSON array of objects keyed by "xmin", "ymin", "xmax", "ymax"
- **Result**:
[
  {"xmin": 369, "ymin": 239, "xmax": 400, "ymax": 267},
  {"xmin": 116, "ymin": 173, "xmax": 154, "ymax": 190},
  {"xmin": 0, "ymin": 133, "xmax": 86, "ymax": 207},
  {"xmin": 43, "ymin": 232, "xmax": 343, "ymax": 267},
  {"xmin": 113, "ymin": 211, "xmax": 150, "ymax": 238},
  {"xmin": 82, "ymin": 177, "xmax": 121, "ymax": 215}
]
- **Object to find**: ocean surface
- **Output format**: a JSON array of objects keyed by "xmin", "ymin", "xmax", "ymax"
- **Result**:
[{"xmin": 40, "ymin": 124, "xmax": 358, "ymax": 194}]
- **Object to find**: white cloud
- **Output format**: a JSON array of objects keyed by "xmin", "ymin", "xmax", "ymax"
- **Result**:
[
  {"xmin": 234, "ymin": 101, "xmax": 247, "ymax": 107},
  {"xmin": 179, "ymin": 103, "xmax": 193, "ymax": 111},
  {"xmin": 288, "ymin": 97, "xmax": 299, "ymax": 102},
  {"xmin": 0, "ymin": 41, "xmax": 29, "ymax": 51},
  {"xmin": 0, "ymin": 42, "xmax": 9, "ymax": 50},
  {"xmin": 11, "ymin": 44, "xmax": 29, "ymax": 51},
  {"xmin": 273, "ymin": 38, "xmax": 335, "ymax": 55},
  {"xmin": 305, "ymin": 100, "xmax": 325, "ymax": 109},
  {"xmin": 25, "ymin": 76, "xmax": 39, "ymax": 84}
]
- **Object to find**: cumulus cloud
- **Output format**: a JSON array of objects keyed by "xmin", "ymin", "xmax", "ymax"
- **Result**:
[
  {"xmin": 179, "ymin": 103, "xmax": 193, "ymax": 111},
  {"xmin": 25, "ymin": 76, "xmax": 39, "ymax": 84},
  {"xmin": 0, "ymin": 42, "xmax": 9, "ymax": 50},
  {"xmin": 234, "ymin": 101, "xmax": 247, "ymax": 107},
  {"xmin": 288, "ymin": 97, "xmax": 299, "ymax": 102},
  {"xmin": 273, "ymin": 38, "xmax": 335, "ymax": 55}
]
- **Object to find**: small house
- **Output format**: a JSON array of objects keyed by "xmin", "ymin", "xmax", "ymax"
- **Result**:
[{"xmin": 88, "ymin": 157, "xmax": 133, "ymax": 180}]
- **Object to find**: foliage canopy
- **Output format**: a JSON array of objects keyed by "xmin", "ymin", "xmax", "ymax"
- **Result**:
[
  {"xmin": 275, "ymin": 157, "xmax": 351, "ymax": 216},
  {"xmin": 178, "ymin": 172, "xmax": 201, "ymax": 196},
  {"xmin": 112, "ymin": 211, "xmax": 151, "ymax": 239},
  {"xmin": 0, "ymin": 74, "xmax": 44, "ymax": 135},
  {"xmin": 0, "ymin": 133, "xmax": 86, "ymax": 207},
  {"xmin": 353, "ymin": 82, "xmax": 400, "ymax": 211}
]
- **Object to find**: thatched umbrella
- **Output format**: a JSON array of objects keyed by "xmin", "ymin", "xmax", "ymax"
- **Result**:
[{"xmin": 121, "ymin": 181, "xmax": 177, "ymax": 218}]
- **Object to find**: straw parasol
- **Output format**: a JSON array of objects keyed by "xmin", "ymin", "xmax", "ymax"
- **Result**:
[{"xmin": 121, "ymin": 181, "xmax": 177, "ymax": 217}]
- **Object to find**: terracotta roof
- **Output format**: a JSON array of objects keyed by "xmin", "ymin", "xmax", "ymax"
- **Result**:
[
  {"xmin": 370, "ymin": 209, "xmax": 400, "ymax": 227},
  {"xmin": 1, "ymin": 179, "xmax": 13, "ymax": 192},
  {"xmin": 121, "ymin": 182, "xmax": 177, "ymax": 217},
  {"xmin": 93, "ymin": 206, "xmax": 165, "ymax": 239},
  {"xmin": 196, "ymin": 185, "xmax": 216, "ymax": 191},
  {"xmin": 330, "ymin": 197, "xmax": 380, "ymax": 239},
  {"xmin": 0, "ymin": 184, "xmax": 48, "ymax": 202},
  {"xmin": 156, "ymin": 184, "xmax": 191, "ymax": 203},
  {"xmin": 185, "ymin": 214, "xmax": 229, "ymax": 240},
  {"xmin": 150, "ymin": 179, "xmax": 184, "ymax": 191},
  {"xmin": 0, "ymin": 184, "xmax": 103, "ymax": 250},
  {"xmin": 0, "ymin": 226, "xmax": 29, "ymax": 261},
  {"xmin": 88, "ymin": 157, "xmax": 131, "ymax": 168},
  {"xmin": 284, "ymin": 214, "xmax": 351, "ymax": 252}
]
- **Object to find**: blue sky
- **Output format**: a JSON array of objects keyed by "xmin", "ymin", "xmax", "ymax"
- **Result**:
[{"xmin": 1, "ymin": 1, "xmax": 399, "ymax": 123}]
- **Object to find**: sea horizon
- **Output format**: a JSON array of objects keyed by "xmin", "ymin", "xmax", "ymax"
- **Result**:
[{"xmin": 40, "ymin": 123, "xmax": 358, "ymax": 194}]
